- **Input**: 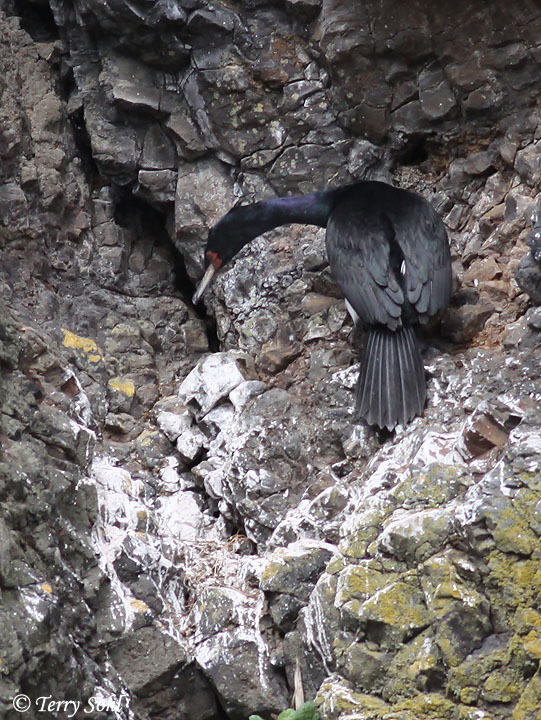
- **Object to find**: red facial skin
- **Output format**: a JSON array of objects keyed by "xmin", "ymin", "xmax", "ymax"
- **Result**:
[{"xmin": 206, "ymin": 250, "xmax": 223, "ymax": 270}]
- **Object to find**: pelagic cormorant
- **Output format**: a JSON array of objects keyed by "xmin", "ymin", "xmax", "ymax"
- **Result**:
[{"xmin": 193, "ymin": 181, "xmax": 452, "ymax": 431}]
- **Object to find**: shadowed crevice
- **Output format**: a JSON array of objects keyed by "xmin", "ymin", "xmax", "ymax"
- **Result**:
[{"xmin": 11, "ymin": 0, "xmax": 59, "ymax": 42}]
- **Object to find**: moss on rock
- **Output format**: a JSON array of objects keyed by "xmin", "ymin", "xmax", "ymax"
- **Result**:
[{"xmin": 344, "ymin": 575, "xmax": 429, "ymax": 649}]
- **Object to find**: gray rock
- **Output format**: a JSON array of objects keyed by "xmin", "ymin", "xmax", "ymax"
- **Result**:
[
  {"xmin": 85, "ymin": 108, "xmax": 139, "ymax": 183},
  {"xmin": 527, "ymin": 306, "xmax": 541, "ymax": 329},
  {"xmin": 0, "ymin": 182, "xmax": 28, "ymax": 226},
  {"xmin": 418, "ymin": 63, "xmax": 457, "ymax": 120},
  {"xmin": 441, "ymin": 299, "xmax": 495, "ymax": 342},
  {"xmin": 137, "ymin": 169, "xmax": 178, "ymax": 202},
  {"xmin": 261, "ymin": 541, "xmax": 336, "ymax": 629},
  {"xmin": 141, "ymin": 125, "xmax": 177, "ymax": 170},
  {"xmin": 196, "ymin": 629, "xmax": 289, "ymax": 719},
  {"xmin": 109, "ymin": 625, "xmax": 188, "ymax": 695},
  {"xmin": 177, "ymin": 353, "xmax": 245, "ymax": 416},
  {"xmin": 514, "ymin": 141, "xmax": 541, "ymax": 186},
  {"xmin": 166, "ymin": 107, "xmax": 206, "ymax": 159},
  {"xmin": 463, "ymin": 150, "xmax": 495, "ymax": 176},
  {"xmin": 3, "ymin": 2, "xmax": 541, "ymax": 719},
  {"xmin": 176, "ymin": 421, "xmax": 208, "ymax": 462},
  {"xmin": 229, "ymin": 380, "xmax": 267, "ymax": 411},
  {"xmin": 186, "ymin": 7, "xmax": 235, "ymax": 34},
  {"xmin": 526, "ymin": 225, "xmax": 541, "ymax": 265},
  {"xmin": 515, "ymin": 197, "xmax": 541, "ymax": 303},
  {"xmin": 175, "ymin": 158, "xmax": 236, "ymax": 275}
]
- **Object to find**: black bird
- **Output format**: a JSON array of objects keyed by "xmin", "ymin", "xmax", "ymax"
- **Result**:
[{"xmin": 193, "ymin": 181, "xmax": 452, "ymax": 430}]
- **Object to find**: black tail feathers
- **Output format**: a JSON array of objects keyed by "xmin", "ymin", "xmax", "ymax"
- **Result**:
[{"xmin": 356, "ymin": 325, "xmax": 426, "ymax": 431}]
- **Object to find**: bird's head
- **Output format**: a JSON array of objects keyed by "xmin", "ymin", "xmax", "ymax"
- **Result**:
[{"xmin": 192, "ymin": 206, "xmax": 260, "ymax": 304}]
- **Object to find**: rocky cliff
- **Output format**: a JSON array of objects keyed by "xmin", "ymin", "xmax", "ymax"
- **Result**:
[{"xmin": 1, "ymin": 1, "xmax": 540, "ymax": 719}]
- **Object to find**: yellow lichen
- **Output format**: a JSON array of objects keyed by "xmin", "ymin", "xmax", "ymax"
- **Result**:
[
  {"xmin": 108, "ymin": 377, "xmax": 136, "ymax": 397},
  {"xmin": 316, "ymin": 678, "xmax": 389, "ymax": 717},
  {"xmin": 61, "ymin": 329, "xmax": 104, "ymax": 362},
  {"xmin": 512, "ymin": 672, "xmax": 541, "ymax": 720},
  {"xmin": 336, "ymin": 563, "xmax": 396, "ymax": 604},
  {"xmin": 522, "ymin": 632, "xmax": 541, "ymax": 660},
  {"xmin": 395, "ymin": 693, "xmax": 455, "ymax": 719},
  {"xmin": 355, "ymin": 577, "xmax": 429, "ymax": 638},
  {"xmin": 41, "ymin": 582, "xmax": 53, "ymax": 594},
  {"xmin": 131, "ymin": 599, "xmax": 149, "ymax": 613},
  {"xmin": 137, "ymin": 429, "xmax": 159, "ymax": 447},
  {"xmin": 459, "ymin": 687, "xmax": 479, "ymax": 704},
  {"xmin": 483, "ymin": 668, "xmax": 522, "ymax": 703},
  {"xmin": 492, "ymin": 505, "xmax": 538, "ymax": 555},
  {"xmin": 515, "ymin": 608, "xmax": 541, "ymax": 634},
  {"xmin": 456, "ymin": 707, "xmax": 492, "ymax": 720},
  {"xmin": 488, "ymin": 552, "xmax": 541, "ymax": 611}
]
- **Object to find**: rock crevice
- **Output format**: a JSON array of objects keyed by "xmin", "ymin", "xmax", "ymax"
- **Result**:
[{"xmin": 1, "ymin": 1, "xmax": 540, "ymax": 719}]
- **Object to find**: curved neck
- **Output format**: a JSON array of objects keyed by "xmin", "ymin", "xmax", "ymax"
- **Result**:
[
  {"xmin": 240, "ymin": 188, "xmax": 342, "ymax": 240},
  {"xmin": 261, "ymin": 189, "xmax": 339, "ymax": 227},
  {"xmin": 210, "ymin": 186, "xmax": 348, "ymax": 267}
]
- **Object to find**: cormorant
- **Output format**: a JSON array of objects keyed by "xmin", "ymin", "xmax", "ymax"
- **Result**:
[{"xmin": 193, "ymin": 181, "xmax": 452, "ymax": 431}]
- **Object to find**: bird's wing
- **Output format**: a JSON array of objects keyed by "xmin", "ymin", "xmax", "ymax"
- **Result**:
[
  {"xmin": 326, "ymin": 212, "xmax": 405, "ymax": 330},
  {"xmin": 393, "ymin": 196, "xmax": 452, "ymax": 321}
]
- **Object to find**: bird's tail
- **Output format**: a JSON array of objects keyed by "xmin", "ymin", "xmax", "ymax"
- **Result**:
[{"xmin": 356, "ymin": 325, "xmax": 426, "ymax": 431}]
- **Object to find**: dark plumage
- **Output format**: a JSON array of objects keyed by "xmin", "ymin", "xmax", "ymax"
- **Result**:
[{"xmin": 193, "ymin": 181, "xmax": 452, "ymax": 431}]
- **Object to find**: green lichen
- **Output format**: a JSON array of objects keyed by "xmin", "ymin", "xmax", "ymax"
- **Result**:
[
  {"xmin": 346, "ymin": 575, "xmax": 429, "ymax": 648},
  {"xmin": 250, "ymin": 700, "xmax": 320, "ymax": 720},
  {"xmin": 483, "ymin": 667, "xmax": 522, "ymax": 703},
  {"xmin": 394, "ymin": 692, "xmax": 455, "ymax": 719},
  {"xmin": 512, "ymin": 672, "xmax": 541, "ymax": 720},
  {"xmin": 335, "ymin": 561, "xmax": 397, "ymax": 604},
  {"xmin": 314, "ymin": 446, "xmax": 541, "ymax": 720},
  {"xmin": 383, "ymin": 630, "xmax": 442, "ymax": 700},
  {"xmin": 339, "ymin": 503, "xmax": 396, "ymax": 559},
  {"xmin": 491, "ymin": 504, "xmax": 538, "ymax": 555},
  {"xmin": 326, "ymin": 555, "xmax": 345, "ymax": 575},
  {"xmin": 318, "ymin": 676, "xmax": 458, "ymax": 720},
  {"xmin": 487, "ymin": 551, "xmax": 541, "ymax": 615},
  {"xmin": 341, "ymin": 642, "xmax": 388, "ymax": 692},
  {"xmin": 317, "ymin": 676, "xmax": 389, "ymax": 718},
  {"xmin": 393, "ymin": 465, "xmax": 469, "ymax": 508}
]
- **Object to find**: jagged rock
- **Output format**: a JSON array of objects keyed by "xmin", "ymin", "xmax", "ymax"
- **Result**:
[
  {"xmin": 418, "ymin": 63, "xmax": 457, "ymax": 121},
  {"xmin": 109, "ymin": 624, "xmax": 188, "ymax": 695},
  {"xmin": 175, "ymin": 158, "xmax": 237, "ymax": 276},
  {"xmin": 515, "ymin": 142, "xmax": 541, "ymax": 186},
  {"xmin": 515, "ymin": 198, "xmax": 541, "ymax": 304},
  {"xmin": 458, "ymin": 403, "xmax": 510, "ymax": 459},
  {"xmin": 177, "ymin": 353, "xmax": 246, "ymax": 417},
  {"xmin": 137, "ymin": 169, "xmax": 178, "ymax": 202},
  {"xmin": 527, "ymin": 306, "xmax": 541, "ymax": 330},
  {"xmin": 229, "ymin": 380, "xmax": 267, "ymax": 411},
  {"xmin": 177, "ymin": 421, "xmax": 208, "ymax": 463},
  {"xmin": 196, "ymin": 628, "xmax": 289, "ymax": 719},
  {"xmin": 462, "ymin": 150, "xmax": 495, "ymax": 176},
  {"xmin": 2, "ymin": 1, "xmax": 541, "ymax": 719},
  {"xmin": 441, "ymin": 299, "xmax": 495, "ymax": 342},
  {"xmin": 261, "ymin": 541, "xmax": 336, "ymax": 631},
  {"xmin": 0, "ymin": 182, "xmax": 28, "ymax": 226}
]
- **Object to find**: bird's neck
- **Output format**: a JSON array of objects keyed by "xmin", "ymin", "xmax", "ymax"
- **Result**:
[{"xmin": 243, "ymin": 188, "xmax": 341, "ymax": 239}]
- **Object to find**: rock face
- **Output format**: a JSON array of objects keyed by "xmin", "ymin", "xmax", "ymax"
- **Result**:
[
  {"xmin": 1, "ymin": 1, "xmax": 540, "ymax": 719},
  {"xmin": 516, "ymin": 198, "xmax": 541, "ymax": 305}
]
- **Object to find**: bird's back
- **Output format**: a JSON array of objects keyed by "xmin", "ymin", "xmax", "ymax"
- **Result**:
[{"xmin": 326, "ymin": 181, "xmax": 451, "ymax": 331}]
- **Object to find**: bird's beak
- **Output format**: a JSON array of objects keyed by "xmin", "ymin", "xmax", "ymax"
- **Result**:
[{"xmin": 192, "ymin": 264, "xmax": 218, "ymax": 304}]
